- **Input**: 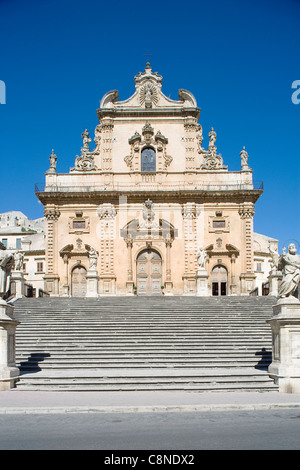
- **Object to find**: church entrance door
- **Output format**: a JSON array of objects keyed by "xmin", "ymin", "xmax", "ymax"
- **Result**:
[
  {"xmin": 211, "ymin": 265, "xmax": 228, "ymax": 296},
  {"xmin": 136, "ymin": 249, "xmax": 162, "ymax": 296},
  {"xmin": 71, "ymin": 265, "xmax": 87, "ymax": 297}
]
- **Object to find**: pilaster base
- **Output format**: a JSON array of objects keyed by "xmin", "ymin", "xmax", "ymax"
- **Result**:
[
  {"xmin": 0, "ymin": 299, "xmax": 20, "ymax": 391},
  {"xmin": 267, "ymin": 296, "xmax": 300, "ymax": 393},
  {"xmin": 164, "ymin": 281, "xmax": 173, "ymax": 296},
  {"xmin": 43, "ymin": 274, "xmax": 60, "ymax": 296},
  {"xmin": 126, "ymin": 281, "xmax": 135, "ymax": 296},
  {"xmin": 240, "ymin": 272, "xmax": 256, "ymax": 295},
  {"xmin": 99, "ymin": 275, "xmax": 116, "ymax": 296},
  {"xmin": 182, "ymin": 274, "xmax": 196, "ymax": 296}
]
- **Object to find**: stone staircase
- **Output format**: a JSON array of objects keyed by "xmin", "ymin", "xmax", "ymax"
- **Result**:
[{"xmin": 12, "ymin": 296, "xmax": 278, "ymax": 392}]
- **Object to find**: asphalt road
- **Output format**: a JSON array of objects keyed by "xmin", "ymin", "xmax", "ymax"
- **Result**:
[{"xmin": 1, "ymin": 409, "xmax": 300, "ymax": 451}]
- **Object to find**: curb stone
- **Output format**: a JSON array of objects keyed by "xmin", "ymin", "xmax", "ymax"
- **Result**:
[{"xmin": 1, "ymin": 403, "xmax": 300, "ymax": 414}]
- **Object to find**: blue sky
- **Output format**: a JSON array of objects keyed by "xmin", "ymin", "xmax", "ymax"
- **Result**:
[{"xmin": 0, "ymin": 0, "xmax": 299, "ymax": 251}]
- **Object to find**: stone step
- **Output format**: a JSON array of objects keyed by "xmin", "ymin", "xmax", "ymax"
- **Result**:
[
  {"xmin": 15, "ymin": 368, "xmax": 278, "ymax": 391},
  {"xmin": 12, "ymin": 297, "xmax": 277, "ymax": 392}
]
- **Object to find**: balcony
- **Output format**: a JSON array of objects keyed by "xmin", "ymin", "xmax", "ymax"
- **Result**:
[{"xmin": 35, "ymin": 180, "xmax": 263, "ymax": 194}]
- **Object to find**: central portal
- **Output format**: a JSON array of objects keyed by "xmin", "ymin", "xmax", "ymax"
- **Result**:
[
  {"xmin": 136, "ymin": 249, "xmax": 162, "ymax": 296},
  {"xmin": 71, "ymin": 265, "xmax": 87, "ymax": 297}
]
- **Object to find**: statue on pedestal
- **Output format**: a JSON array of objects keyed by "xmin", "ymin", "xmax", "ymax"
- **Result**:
[
  {"xmin": 278, "ymin": 243, "xmax": 300, "ymax": 299},
  {"xmin": 208, "ymin": 127, "xmax": 216, "ymax": 147},
  {"xmin": 88, "ymin": 247, "xmax": 98, "ymax": 270},
  {"xmin": 240, "ymin": 146, "xmax": 251, "ymax": 171},
  {"xmin": 196, "ymin": 247, "xmax": 207, "ymax": 270},
  {"xmin": 14, "ymin": 251, "xmax": 24, "ymax": 271},
  {"xmin": 268, "ymin": 244, "xmax": 280, "ymax": 274},
  {"xmin": 0, "ymin": 245, "xmax": 14, "ymax": 300}
]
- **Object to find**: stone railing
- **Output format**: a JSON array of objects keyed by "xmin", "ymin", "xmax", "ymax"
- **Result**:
[{"xmin": 36, "ymin": 180, "xmax": 263, "ymax": 194}]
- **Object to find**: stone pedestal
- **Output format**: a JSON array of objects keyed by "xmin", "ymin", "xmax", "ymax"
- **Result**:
[
  {"xmin": 126, "ymin": 281, "xmax": 135, "ymax": 296},
  {"xmin": 85, "ymin": 269, "xmax": 99, "ymax": 298},
  {"xmin": 240, "ymin": 272, "xmax": 256, "ymax": 295},
  {"xmin": 99, "ymin": 275, "xmax": 116, "ymax": 296},
  {"xmin": 0, "ymin": 300, "xmax": 20, "ymax": 391},
  {"xmin": 268, "ymin": 271, "xmax": 282, "ymax": 297},
  {"xmin": 11, "ymin": 270, "xmax": 25, "ymax": 299},
  {"xmin": 267, "ymin": 296, "xmax": 300, "ymax": 393},
  {"xmin": 164, "ymin": 281, "xmax": 173, "ymax": 296},
  {"xmin": 44, "ymin": 274, "xmax": 60, "ymax": 296},
  {"xmin": 196, "ymin": 269, "xmax": 209, "ymax": 296}
]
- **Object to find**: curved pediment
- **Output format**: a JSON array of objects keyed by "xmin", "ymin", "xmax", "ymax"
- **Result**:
[{"xmin": 98, "ymin": 63, "xmax": 198, "ymax": 112}]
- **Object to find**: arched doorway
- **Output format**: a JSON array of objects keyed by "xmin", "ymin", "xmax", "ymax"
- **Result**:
[
  {"xmin": 136, "ymin": 249, "xmax": 162, "ymax": 295},
  {"xmin": 211, "ymin": 265, "xmax": 228, "ymax": 296},
  {"xmin": 71, "ymin": 265, "xmax": 87, "ymax": 297}
]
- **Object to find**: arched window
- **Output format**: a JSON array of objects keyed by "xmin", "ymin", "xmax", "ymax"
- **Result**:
[{"xmin": 141, "ymin": 147, "xmax": 156, "ymax": 172}]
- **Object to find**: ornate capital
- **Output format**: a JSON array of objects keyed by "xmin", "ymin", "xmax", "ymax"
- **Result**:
[
  {"xmin": 44, "ymin": 207, "xmax": 60, "ymax": 221},
  {"xmin": 238, "ymin": 203, "xmax": 255, "ymax": 219},
  {"xmin": 182, "ymin": 203, "xmax": 201, "ymax": 219},
  {"xmin": 97, "ymin": 203, "xmax": 116, "ymax": 219},
  {"xmin": 125, "ymin": 235, "xmax": 134, "ymax": 248}
]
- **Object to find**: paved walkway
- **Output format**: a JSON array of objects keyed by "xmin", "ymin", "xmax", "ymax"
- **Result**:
[{"xmin": 0, "ymin": 390, "xmax": 300, "ymax": 414}]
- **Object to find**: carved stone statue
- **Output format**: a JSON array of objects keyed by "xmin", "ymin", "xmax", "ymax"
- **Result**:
[
  {"xmin": 13, "ymin": 251, "xmax": 24, "ymax": 271},
  {"xmin": 49, "ymin": 149, "xmax": 57, "ymax": 170},
  {"xmin": 277, "ymin": 243, "xmax": 300, "ymax": 299},
  {"xmin": 196, "ymin": 247, "xmax": 207, "ymax": 270},
  {"xmin": 88, "ymin": 247, "xmax": 98, "ymax": 270},
  {"xmin": 0, "ymin": 246, "xmax": 14, "ymax": 299},
  {"xmin": 240, "ymin": 146, "xmax": 251, "ymax": 171},
  {"xmin": 46, "ymin": 149, "xmax": 57, "ymax": 174},
  {"xmin": 81, "ymin": 129, "xmax": 91, "ymax": 150},
  {"xmin": 268, "ymin": 243, "xmax": 279, "ymax": 273},
  {"xmin": 208, "ymin": 127, "xmax": 216, "ymax": 147},
  {"xmin": 143, "ymin": 199, "xmax": 155, "ymax": 223}
]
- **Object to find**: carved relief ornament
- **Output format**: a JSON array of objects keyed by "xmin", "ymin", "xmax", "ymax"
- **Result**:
[{"xmin": 71, "ymin": 129, "xmax": 98, "ymax": 172}]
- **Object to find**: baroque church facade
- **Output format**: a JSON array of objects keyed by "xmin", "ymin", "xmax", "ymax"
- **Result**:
[{"xmin": 37, "ymin": 64, "xmax": 266, "ymax": 298}]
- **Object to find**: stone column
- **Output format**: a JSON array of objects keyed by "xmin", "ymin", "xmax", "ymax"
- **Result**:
[
  {"xmin": 97, "ymin": 203, "xmax": 117, "ymax": 295},
  {"xmin": 230, "ymin": 254, "xmax": 237, "ymax": 295},
  {"xmin": 164, "ymin": 237, "xmax": 173, "ymax": 295},
  {"xmin": 62, "ymin": 254, "xmax": 70, "ymax": 297},
  {"xmin": 182, "ymin": 203, "xmax": 198, "ymax": 295},
  {"xmin": 239, "ymin": 203, "xmax": 256, "ymax": 295},
  {"xmin": 0, "ymin": 300, "xmax": 19, "ymax": 390},
  {"xmin": 267, "ymin": 297, "xmax": 300, "ymax": 393},
  {"xmin": 125, "ymin": 236, "xmax": 134, "ymax": 295},
  {"xmin": 44, "ymin": 207, "xmax": 60, "ymax": 296}
]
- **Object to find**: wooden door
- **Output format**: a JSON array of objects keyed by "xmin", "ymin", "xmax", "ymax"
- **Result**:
[
  {"xmin": 136, "ymin": 249, "xmax": 162, "ymax": 296},
  {"xmin": 71, "ymin": 265, "xmax": 87, "ymax": 297}
]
